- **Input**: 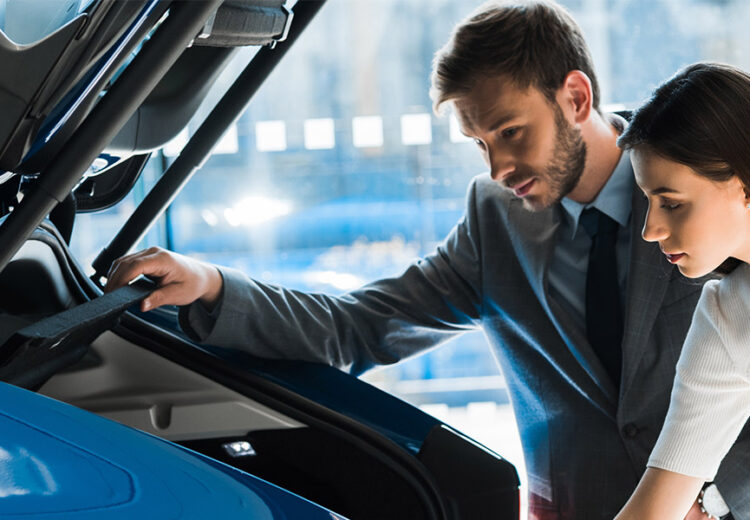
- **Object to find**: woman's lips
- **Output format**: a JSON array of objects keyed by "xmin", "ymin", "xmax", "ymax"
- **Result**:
[
  {"xmin": 664, "ymin": 252, "xmax": 685, "ymax": 264},
  {"xmin": 513, "ymin": 178, "xmax": 536, "ymax": 197}
]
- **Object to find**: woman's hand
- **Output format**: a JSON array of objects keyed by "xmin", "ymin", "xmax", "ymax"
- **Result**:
[
  {"xmin": 614, "ymin": 468, "xmax": 705, "ymax": 520},
  {"xmin": 685, "ymin": 500, "xmax": 711, "ymax": 519},
  {"xmin": 104, "ymin": 247, "xmax": 223, "ymax": 312}
]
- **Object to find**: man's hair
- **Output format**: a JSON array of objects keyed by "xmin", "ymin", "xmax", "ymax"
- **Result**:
[{"xmin": 430, "ymin": 1, "xmax": 600, "ymax": 113}]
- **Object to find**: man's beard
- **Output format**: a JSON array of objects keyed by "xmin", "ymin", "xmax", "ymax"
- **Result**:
[{"xmin": 516, "ymin": 104, "xmax": 587, "ymax": 211}]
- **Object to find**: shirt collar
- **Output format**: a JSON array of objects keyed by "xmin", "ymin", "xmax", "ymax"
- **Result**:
[{"xmin": 560, "ymin": 148, "xmax": 634, "ymax": 239}]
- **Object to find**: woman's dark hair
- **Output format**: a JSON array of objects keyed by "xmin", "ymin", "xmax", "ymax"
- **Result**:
[{"xmin": 618, "ymin": 62, "xmax": 750, "ymax": 274}]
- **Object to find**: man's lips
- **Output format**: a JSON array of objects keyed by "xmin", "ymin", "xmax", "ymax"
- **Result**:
[{"xmin": 511, "ymin": 178, "xmax": 536, "ymax": 197}]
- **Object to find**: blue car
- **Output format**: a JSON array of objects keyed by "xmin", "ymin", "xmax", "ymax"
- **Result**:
[
  {"xmin": 0, "ymin": 1, "xmax": 520, "ymax": 518},
  {"xmin": 0, "ymin": 381, "xmax": 344, "ymax": 519}
]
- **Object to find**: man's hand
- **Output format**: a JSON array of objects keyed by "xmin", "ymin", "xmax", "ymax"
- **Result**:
[{"xmin": 104, "ymin": 247, "xmax": 223, "ymax": 312}]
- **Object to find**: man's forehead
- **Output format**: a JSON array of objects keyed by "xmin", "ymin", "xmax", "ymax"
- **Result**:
[
  {"xmin": 451, "ymin": 76, "xmax": 542, "ymax": 132},
  {"xmin": 456, "ymin": 75, "xmax": 528, "ymax": 105}
]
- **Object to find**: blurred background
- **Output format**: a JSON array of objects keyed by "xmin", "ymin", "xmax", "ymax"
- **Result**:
[{"xmin": 67, "ymin": 0, "xmax": 750, "ymax": 515}]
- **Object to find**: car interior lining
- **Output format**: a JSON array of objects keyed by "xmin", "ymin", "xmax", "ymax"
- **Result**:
[{"xmin": 39, "ymin": 331, "xmax": 306, "ymax": 440}]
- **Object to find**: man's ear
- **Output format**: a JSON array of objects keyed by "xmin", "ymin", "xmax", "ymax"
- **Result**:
[{"xmin": 557, "ymin": 70, "xmax": 593, "ymax": 124}]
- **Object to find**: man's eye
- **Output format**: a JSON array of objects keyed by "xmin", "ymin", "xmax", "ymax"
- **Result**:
[
  {"xmin": 501, "ymin": 127, "xmax": 520, "ymax": 139},
  {"xmin": 473, "ymin": 138, "xmax": 486, "ymax": 150}
]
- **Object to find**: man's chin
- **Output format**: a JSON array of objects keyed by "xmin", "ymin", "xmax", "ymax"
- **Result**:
[{"xmin": 520, "ymin": 194, "xmax": 555, "ymax": 212}]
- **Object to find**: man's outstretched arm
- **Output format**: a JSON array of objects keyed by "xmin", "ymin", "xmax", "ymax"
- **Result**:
[{"xmin": 102, "ymin": 178, "xmax": 487, "ymax": 374}]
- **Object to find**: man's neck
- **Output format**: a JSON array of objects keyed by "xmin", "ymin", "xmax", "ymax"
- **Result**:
[{"xmin": 566, "ymin": 111, "xmax": 624, "ymax": 204}]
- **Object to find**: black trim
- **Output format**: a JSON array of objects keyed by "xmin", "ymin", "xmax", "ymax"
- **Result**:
[
  {"xmin": 181, "ymin": 429, "xmax": 431, "ymax": 519},
  {"xmin": 49, "ymin": 191, "xmax": 76, "ymax": 244},
  {"xmin": 75, "ymin": 154, "xmax": 151, "ymax": 212},
  {"xmin": 0, "ymin": 282, "xmax": 153, "ymax": 390},
  {"xmin": 418, "ymin": 424, "xmax": 520, "ymax": 518}
]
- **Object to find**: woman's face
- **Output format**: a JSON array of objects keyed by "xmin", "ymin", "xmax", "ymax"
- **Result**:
[{"xmin": 631, "ymin": 146, "xmax": 750, "ymax": 278}]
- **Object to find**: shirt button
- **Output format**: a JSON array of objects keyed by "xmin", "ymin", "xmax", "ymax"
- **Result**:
[{"xmin": 622, "ymin": 423, "xmax": 639, "ymax": 438}]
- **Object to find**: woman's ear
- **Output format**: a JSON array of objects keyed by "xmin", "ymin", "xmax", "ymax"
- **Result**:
[
  {"xmin": 557, "ymin": 70, "xmax": 593, "ymax": 125},
  {"xmin": 733, "ymin": 177, "xmax": 750, "ymax": 210}
]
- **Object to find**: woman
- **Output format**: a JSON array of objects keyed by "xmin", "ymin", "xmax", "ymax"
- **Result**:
[{"xmin": 614, "ymin": 62, "xmax": 750, "ymax": 519}]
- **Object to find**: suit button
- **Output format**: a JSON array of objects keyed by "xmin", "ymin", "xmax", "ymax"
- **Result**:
[{"xmin": 623, "ymin": 423, "xmax": 639, "ymax": 438}]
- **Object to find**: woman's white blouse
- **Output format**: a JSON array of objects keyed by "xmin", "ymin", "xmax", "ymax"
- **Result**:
[{"xmin": 648, "ymin": 263, "xmax": 750, "ymax": 480}]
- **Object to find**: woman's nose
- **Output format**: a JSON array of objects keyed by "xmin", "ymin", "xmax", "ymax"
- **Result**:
[{"xmin": 641, "ymin": 207, "xmax": 669, "ymax": 243}]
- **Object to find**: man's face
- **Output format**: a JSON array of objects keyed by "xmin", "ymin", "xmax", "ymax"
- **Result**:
[{"xmin": 453, "ymin": 75, "xmax": 586, "ymax": 211}]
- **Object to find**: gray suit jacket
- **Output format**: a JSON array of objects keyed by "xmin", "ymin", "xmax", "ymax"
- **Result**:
[{"xmin": 181, "ymin": 173, "xmax": 750, "ymax": 520}]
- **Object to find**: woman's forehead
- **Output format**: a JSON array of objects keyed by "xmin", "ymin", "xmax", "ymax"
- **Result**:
[{"xmin": 630, "ymin": 147, "xmax": 702, "ymax": 192}]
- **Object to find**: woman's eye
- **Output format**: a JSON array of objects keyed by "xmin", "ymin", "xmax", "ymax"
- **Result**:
[
  {"xmin": 661, "ymin": 202, "xmax": 682, "ymax": 211},
  {"xmin": 473, "ymin": 138, "xmax": 486, "ymax": 150}
]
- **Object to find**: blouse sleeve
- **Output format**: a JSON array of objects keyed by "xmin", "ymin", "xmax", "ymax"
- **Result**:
[{"xmin": 648, "ymin": 277, "xmax": 750, "ymax": 480}]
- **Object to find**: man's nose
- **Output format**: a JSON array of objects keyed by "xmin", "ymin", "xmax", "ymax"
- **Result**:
[
  {"xmin": 641, "ymin": 207, "xmax": 669, "ymax": 243},
  {"xmin": 488, "ymin": 149, "xmax": 515, "ymax": 182}
]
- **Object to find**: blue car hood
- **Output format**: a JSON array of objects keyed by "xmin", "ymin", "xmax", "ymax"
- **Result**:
[{"xmin": 0, "ymin": 382, "xmax": 343, "ymax": 519}]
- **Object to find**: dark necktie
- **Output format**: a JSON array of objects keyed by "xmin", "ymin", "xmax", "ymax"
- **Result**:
[{"xmin": 579, "ymin": 207, "xmax": 623, "ymax": 387}]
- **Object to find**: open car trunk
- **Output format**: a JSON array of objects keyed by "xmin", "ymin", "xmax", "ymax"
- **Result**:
[
  {"xmin": 1, "ymin": 219, "xmax": 520, "ymax": 518},
  {"xmin": 0, "ymin": 2, "xmax": 520, "ymax": 518}
]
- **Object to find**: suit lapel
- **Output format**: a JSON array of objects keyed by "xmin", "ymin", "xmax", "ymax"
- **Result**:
[
  {"xmin": 506, "ymin": 199, "xmax": 619, "ymax": 409},
  {"xmin": 620, "ymin": 188, "xmax": 674, "ymax": 396}
]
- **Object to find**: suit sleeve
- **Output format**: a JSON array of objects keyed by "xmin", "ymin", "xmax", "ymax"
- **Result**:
[{"xmin": 179, "ymin": 178, "xmax": 485, "ymax": 375}]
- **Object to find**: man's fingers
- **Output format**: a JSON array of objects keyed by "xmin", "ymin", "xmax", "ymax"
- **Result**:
[
  {"xmin": 105, "ymin": 249, "xmax": 152, "ymax": 288},
  {"xmin": 105, "ymin": 248, "xmax": 170, "ymax": 292},
  {"xmin": 104, "ymin": 248, "xmax": 207, "ymax": 311},
  {"xmin": 141, "ymin": 281, "xmax": 189, "ymax": 311},
  {"xmin": 108, "ymin": 247, "xmax": 160, "ymax": 274},
  {"xmin": 104, "ymin": 249, "xmax": 216, "ymax": 312},
  {"xmin": 106, "ymin": 257, "xmax": 152, "ymax": 292}
]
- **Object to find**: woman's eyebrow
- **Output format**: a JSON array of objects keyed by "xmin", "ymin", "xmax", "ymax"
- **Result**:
[{"xmin": 649, "ymin": 187, "xmax": 680, "ymax": 195}]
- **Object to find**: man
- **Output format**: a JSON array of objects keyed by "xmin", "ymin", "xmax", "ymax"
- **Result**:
[{"xmin": 105, "ymin": 2, "xmax": 750, "ymax": 519}]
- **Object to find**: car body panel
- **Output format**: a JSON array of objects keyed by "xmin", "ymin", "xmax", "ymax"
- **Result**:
[{"xmin": 0, "ymin": 381, "xmax": 343, "ymax": 519}]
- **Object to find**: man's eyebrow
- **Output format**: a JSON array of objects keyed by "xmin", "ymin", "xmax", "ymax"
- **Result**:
[{"xmin": 488, "ymin": 113, "xmax": 517, "ymax": 132}]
